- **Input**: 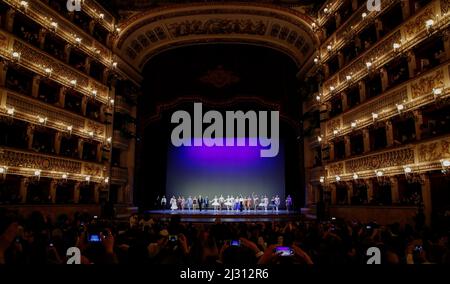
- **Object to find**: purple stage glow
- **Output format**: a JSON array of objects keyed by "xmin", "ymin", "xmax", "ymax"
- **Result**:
[{"xmin": 166, "ymin": 138, "xmax": 285, "ymax": 199}]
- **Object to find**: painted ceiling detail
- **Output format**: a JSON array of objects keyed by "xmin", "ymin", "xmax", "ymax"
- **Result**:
[{"xmin": 114, "ymin": 3, "xmax": 318, "ymax": 71}]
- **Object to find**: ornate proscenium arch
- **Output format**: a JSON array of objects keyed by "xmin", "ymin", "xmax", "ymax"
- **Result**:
[{"xmin": 114, "ymin": 3, "xmax": 319, "ymax": 72}]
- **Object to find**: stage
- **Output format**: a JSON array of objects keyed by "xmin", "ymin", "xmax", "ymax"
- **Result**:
[{"xmin": 145, "ymin": 209, "xmax": 313, "ymax": 222}]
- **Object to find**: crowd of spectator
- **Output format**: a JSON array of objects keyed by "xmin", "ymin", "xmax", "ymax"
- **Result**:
[{"xmin": 0, "ymin": 209, "xmax": 449, "ymax": 264}]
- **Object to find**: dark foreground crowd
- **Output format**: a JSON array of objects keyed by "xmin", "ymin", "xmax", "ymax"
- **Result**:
[{"xmin": 0, "ymin": 208, "xmax": 449, "ymax": 264}]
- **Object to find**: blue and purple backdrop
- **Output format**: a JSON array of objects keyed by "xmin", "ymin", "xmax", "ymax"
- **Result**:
[{"xmin": 166, "ymin": 138, "xmax": 285, "ymax": 199}]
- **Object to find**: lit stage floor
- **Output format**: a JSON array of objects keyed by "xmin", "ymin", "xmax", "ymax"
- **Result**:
[{"xmin": 145, "ymin": 209, "xmax": 312, "ymax": 222}]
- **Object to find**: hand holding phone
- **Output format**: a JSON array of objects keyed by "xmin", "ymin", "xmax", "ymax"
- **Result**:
[
  {"xmin": 230, "ymin": 240, "xmax": 240, "ymax": 247},
  {"xmin": 274, "ymin": 246, "xmax": 294, "ymax": 256}
]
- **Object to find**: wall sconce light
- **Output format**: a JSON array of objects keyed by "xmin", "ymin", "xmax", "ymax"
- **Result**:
[
  {"xmin": 323, "ymin": 8, "xmax": 329, "ymax": 14},
  {"xmin": 366, "ymin": 61, "xmax": 372, "ymax": 70},
  {"xmin": 335, "ymin": 175, "xmax": 341, "ymax": 182},
  {"xmin": 314, "ymin": 57, "xmax": 319, "ymax": 64},
  {"xmin": 362, "ymin": 12, "xmax": 367, "ymax": 19},
  {"xmin": 37, "ymin": 116, "xmax": 48, "ymax": 124},
  {"xmin": 320, "ymin": 176, "xmax": 325, "ymax": 183},
  {"xmin": 376, "ymin": 170, "xmax": 384, "ymax": 177},
  {"xmin": 393, "ymin": 42, "xmax": 401, "ymax": 52},
  {"xmin": 327, "ymin": 44, "xmax": 332, "ymax": 52},
  {"xmin": 85, "ymin": 176, "xmax": 91, "ymax": 183},
  {"xmin": 316, "ymin": 94, "xmax": 321, "ymax": 102},
  {"xmin": 44, "ymin": 67, "xmax": 53, "ymax": 77},
  {"xmin": 11, "ymin": 51, "xmax": 21, "ymax": 62},
  {"xmin": 346, "ymin": 75, "xmax": 352, "ymax": 81},
  {"xmin": 62, "ymin": 173, "xmax": 68, "ymax": 180},
  {"xmin": 351, "ymin": 121, "xmax": 357, "ymax": 128},
  {"xmin": 50, "ymin": 21, "xmax": 58, "ymax": 31},
  {"xmin": 106, "ymin": 137, "xmax": 112, "ymax": 143},
  {"xmin": 99, "ymin": 13, "xmax": 105, "ymax": 19},
  {"xmin": 372, "ymin": 112, "xmax": 378, "ymax": 121},
  {"xmin": 425, "ymin": 19, "xmax": 434, "ymax": 31},
  {"xmin": 104, "ymin": 177, "xmax": 109, "ymax": 184},
  {"xmin": 396, "ymin": 103, "xmax": 405, "ymax": 113},
  {"xmin": 404, "ymin": 166, "xmax": 412, "ymax": 174},
  {"xmin": 353, "ymin": 173, "xmax": 359, "ymax": 180},
  {"xmin": 6, "ymin": 107, "xmax": 15, "ymax": 116},
  {"xmin": 317, "ymin": 136, "xmax": 323, "ymax": 143},
  {"xmin": 433, "ymin": 87, "xmax": 443, "ymax": 98},
  {"xmin": 20, "ymin": 1, "xmax": 28, "ymax": 10},
  {"xmin": 70, "ymin": 79, "xmax": 77, "ymax": 86},
  {"xmin": 109, "ymin": 99, "xmax": 115, "ymax": 105},
  {"xmin": 75, "ymin": 37, "xmax": 82, "ymax": 45},
  {"xmin": 112, "ymin": 62, "xmax": 118, "ymax": 68},
  {"xmin": 333, "ymin": 129, "xmax": 339, "ymax": 135},
  {"xmin": 67, "ymin": 125, "xmax": 73, "ymax": 133},
  {"xmin": 88, "ymin": 131, "xmax": 94, "ymax": 138},
  {"xmin": 92, "ymin": 90, "xmax": 97, "ymax": 97}
]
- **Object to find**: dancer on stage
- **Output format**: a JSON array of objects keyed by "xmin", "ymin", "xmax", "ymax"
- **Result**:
[
  {"xmin": 253, "ymin": 194, "xmax": 259, "ymax": 211},
  {"xmin": 161, "ymin": 195, "xmax": 167, "ymax": 209},
  {"xmin": 225, "ymin": 195, "xmax": 232, "ymax": 211},
  {"xmin": 170, "ymin": 196, "xmax": 178, "ymax": 211},
  {"xmin": 204, "ymin": 196, "xmax": 209, "ymax": 210},
  {"xmin": 286, "ymin": 195, "xmax": 293, "ymax": 212},
  {"xmin": 219, "ymin": 195, "xmax": 225, "ymax": 211},
  {"xmin": 212, "ymin": 195, "xmax": 220, "ymax": 211},
  {"xmin": 234, "ymin": 195, "xmax": 240, "ymax": 211},
  {"xmin": 181, "ymin": 196, "xmax": 185, "ymax": 211},
  {"xmin": 246, "ymin": 195, "xmax": 252, "ymax": 212},
  {"xmin": 187, "ymin": 196, "xmax": 193, "ymax": 211},
  {"xmin": 193, "ymin": 196, "xmax": 198, "ymax": 210},
  {"xmin": 177, "ymin": 196, "xmax": 182, "ymax": 210},
  {"xmin": 198, "ymin": 195, "xmax": 204, "ymax": 211},
  {"xmin": 274, "ymin": 195, "xmax": 280, "ymax": 212}
]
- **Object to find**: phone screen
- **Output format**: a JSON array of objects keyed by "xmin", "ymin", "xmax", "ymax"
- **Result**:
[
  {"xmin": 230, "ymin": 240, "xmax": 240, "ymax": 246},
  {"xmin": 275, "ymin": 246, "xmax": 294, "ymax": 256},
  {"xmin": 88, "ymin": 234, "xmax": 101, "ymax": 243},
  {"xmin": 169, "ymin": 235, "xmax": 178, "ymax": 242}
]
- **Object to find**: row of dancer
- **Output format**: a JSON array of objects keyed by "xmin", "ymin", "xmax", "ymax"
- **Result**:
[{"xmin": 159, "ymin": 194, "xmax": 293, "ymax": 212}]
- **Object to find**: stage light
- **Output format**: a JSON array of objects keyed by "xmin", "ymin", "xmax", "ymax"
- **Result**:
[
  {"xmin": 6, "ymin": 107, "xmax": 15, "ymax": 115},
  {"xmin": 404, "ymin": 167, "xmax": 412, "ymax": 173},
  {"xmin": 353, "ymin": 173, "xmax": 359, "ymax": 180}
]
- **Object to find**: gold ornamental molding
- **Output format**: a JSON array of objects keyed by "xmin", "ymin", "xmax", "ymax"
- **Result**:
[
  {"xmin": 322, "ymin": 60, "xmax": 450, "ymax": 141},
  {"xmin": 0, "ymin": 147, "xmax": 106, "ymax": 182},
  {"xmin": 321, "ymin": 134, "xmax": 450, "ymax": 181},
  {"xmin": 321, "ymin": 0, "xmax": 450, "ymax": 101},
  {"xmin": 113, "ymin": 3, "xmax": 319, "ymax": 71}
]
